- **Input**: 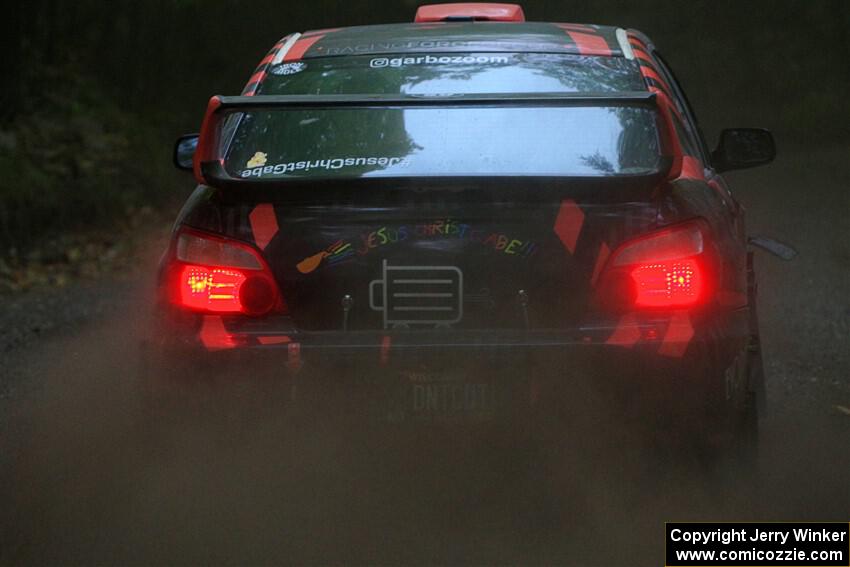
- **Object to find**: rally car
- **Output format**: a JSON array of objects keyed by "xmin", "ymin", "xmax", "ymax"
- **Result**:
[{"xmin": 156, "ymin": 3, "xmax": 776, "ymax": 456}]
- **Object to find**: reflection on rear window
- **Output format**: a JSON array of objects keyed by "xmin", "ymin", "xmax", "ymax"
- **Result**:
[
  {"xmin": 259, "ymin": 53, "xmax": 645, "ymax": 95},
  {"xmin": 223, "ymin": 106, "xmax": 661, "ymax": 179}
]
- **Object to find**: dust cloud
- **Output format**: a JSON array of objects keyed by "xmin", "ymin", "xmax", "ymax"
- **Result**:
[{"xmin": 1, "ymin": 278, "xmax": 847, "ymax": 566}]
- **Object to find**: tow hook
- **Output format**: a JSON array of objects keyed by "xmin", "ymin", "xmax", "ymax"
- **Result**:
[
  {"xmin": 517, "ymin": 289, "xmax": 530, "ymax": 329},
  {"xmin": 341, "ymin": 294, "xmax": 354, "ymax": 331}
]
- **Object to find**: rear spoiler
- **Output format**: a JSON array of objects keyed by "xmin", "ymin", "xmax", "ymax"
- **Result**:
[{"xmin": 192, "ymin": 91, "xmax": 683, "ymax": 185}]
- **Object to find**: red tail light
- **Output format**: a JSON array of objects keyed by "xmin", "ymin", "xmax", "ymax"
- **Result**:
[
  {"xmin": 630, "ymin": 259, "xmax": 703, "ymax": 307},
  {"xmin": 597, "ymin": 220, "xmax": 712, "ymax": 310},
  {"xmin": 167, "ymin": 229, "xmax": 284, "ymax": 316}
]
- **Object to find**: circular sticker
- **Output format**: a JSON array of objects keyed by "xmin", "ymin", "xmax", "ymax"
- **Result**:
[{"xmin": 269, "ymin": 62, "xmax": 307, "ymax": 76}]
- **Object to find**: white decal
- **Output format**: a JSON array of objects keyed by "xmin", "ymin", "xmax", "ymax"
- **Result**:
[
  {"xmin": 240, "ymin": 155, "xmax": 411, "ymax": 177},
  {"xmin": 369, "ymin": 259, "xmax": 463, "ymax": 329},
  {"xmin": 369, "ymin": 54, "xmax": 509, "ymax": 68},
  {"xmin": 269, "ymin": 62, "xmax": 307, "ymax": 76}
]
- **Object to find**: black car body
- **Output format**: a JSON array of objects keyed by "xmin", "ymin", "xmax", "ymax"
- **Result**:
[{"xmin": 157, "ymin": 4, "xmax": 775, "ymax": 448}]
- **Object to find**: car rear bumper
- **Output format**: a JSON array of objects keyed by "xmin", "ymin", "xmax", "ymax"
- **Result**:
[
  {"xmin": 149, "ymin": 308, "xmax": 750, "ymax": 422},
  {"xmin": 157, "ymin": 306, "xmax": 748, "ymax": 359}
]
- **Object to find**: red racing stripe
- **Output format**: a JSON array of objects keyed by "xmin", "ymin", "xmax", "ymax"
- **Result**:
[
  {"xmin": 283, "ymin": 36, "xmax": 323, "ymax": 61},
  {"xmin": 658, "ymin": 311, "xmax": 694, "ymax": 357},
  {"xmin": 591, "ymin": 241, "xmax": 611, "ymax": 284},
  {"xmin": 639, "ymin": 66, "xmax": 673, "ymax": 95},
  {"xmin": 249, "ymin": 203, "xmax": 279, "ymax": 250},
  {"xmin": 677, "ymin": 156, "xmax": 705, "ymax": 180},
  {"xmin": 247, "ymin": 70, "xmax": 266, "ymax": 87},
  {"xmin": 258, "ymin": 52, "xmax": 276, "ymax": 66},
  {"xmin": 605, "ymin": 313, "xmax": 641, "ymax": 347},
  {"xmin": 555, "ymin": 23, "xmax": 597, "ymax": 32},
  {"xmin": 645, "ymin": 78, "xmax": 674, "ymax": 101},
  {"xmin": 200, "ymin": 316, "xmax": 236, "ymax": 351},
  {"xmin": 553, "ymin": 199, "xmax": 585, "ymax": 254},
  {"xmin": 632, "ymin": 48, "xmax": 654, "ymax": 65},
  {"xmin": 565, "ymin": 31, "xmax": 612, "ymax": 56},
  {"xmin": 643, "ymin": 83, "xmax": 682, "ymax": 122}
]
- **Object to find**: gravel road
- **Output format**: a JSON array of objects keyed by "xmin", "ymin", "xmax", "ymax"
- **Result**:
[{"xmin": 0, "ymin": 147, "xmax": 847, "ymax": 565}]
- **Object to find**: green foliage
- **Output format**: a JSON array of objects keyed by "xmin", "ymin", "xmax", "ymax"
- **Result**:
[{"xmin": 0, "ymin": 66, "xmax": 178, "ymax": 251}]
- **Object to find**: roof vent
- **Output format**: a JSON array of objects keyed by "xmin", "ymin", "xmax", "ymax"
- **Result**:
[{"xmin": 414, "ymin": 3, "xmax": 525, "ymax": 22}]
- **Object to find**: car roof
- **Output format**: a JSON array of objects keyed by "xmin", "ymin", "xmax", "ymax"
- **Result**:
[{"xmin": 278, "ymin": 22, "xmax": 633, "ymax": 61}]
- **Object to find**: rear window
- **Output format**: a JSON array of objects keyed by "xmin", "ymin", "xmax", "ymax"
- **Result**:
[
  {"xmin": 259, "ymin": 53, "xmax": 644, "ymax": 95},
  {"xmin": 223, "ymin": 104, "xmax": 662, "ymax": 179}
]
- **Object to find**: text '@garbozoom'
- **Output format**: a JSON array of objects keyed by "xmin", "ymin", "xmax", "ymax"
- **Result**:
[{"xmin": 666, "ymin": 523, "xmax": 849, "ymax": 566}]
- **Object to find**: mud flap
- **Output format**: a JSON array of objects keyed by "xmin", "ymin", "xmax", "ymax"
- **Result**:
[{"xmin": 747, "ymin": 251, "xmax": 767, "ymax": 414}]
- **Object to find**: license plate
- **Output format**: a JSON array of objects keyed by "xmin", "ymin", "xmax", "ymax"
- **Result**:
[{"xmin": 395, "ymin": 370, "xmax": 496, "ymax": 422}]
